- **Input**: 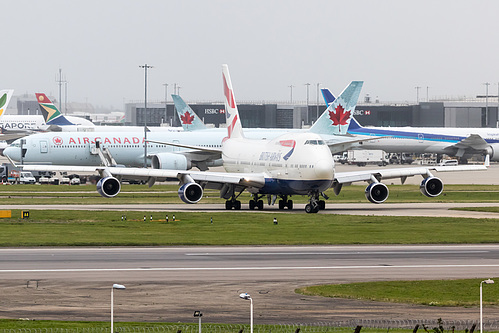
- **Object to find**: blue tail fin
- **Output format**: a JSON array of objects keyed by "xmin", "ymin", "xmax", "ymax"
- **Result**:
[
  {"xmin": 321, "ymin": 88, "xmax": 336, "ymax": 105},
  {"xmin": 172, "ymin": 95, "xmax": 207, "ymax": 131},
  {"xmin": 309, "ymin": 81, "xmax": 363, "ymax": 135}
]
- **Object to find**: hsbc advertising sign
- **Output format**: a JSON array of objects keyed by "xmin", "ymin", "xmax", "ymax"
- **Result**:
[{"xmin": 354, "ymin": 109, "xmax": 371, "ymax": 116}]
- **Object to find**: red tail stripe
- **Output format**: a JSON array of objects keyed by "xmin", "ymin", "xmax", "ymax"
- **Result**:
[{"xmin": 223, "ymin": 74, "xmax": 236, "ymax": 109}]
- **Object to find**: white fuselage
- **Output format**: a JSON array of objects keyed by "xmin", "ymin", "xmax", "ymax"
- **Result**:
[
  {"xmin": 350, "ymin": 124, "xmax": 499, "ymax": 158},
  {"xmin": 222, "ymin": 132, "xmax": 335, "ymax": 195}
]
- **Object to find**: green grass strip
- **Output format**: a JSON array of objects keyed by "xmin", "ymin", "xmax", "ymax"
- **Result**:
[
  {"xmin": 296, "ymin": 278, "xmax": 499, "ymax": 306},
  {"xmin": 1, "ymin": 210, "xmax": 499, "ymax": 246}
]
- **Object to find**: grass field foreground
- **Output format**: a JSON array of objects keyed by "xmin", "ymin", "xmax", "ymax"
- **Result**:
[
  {"xmin": 296, "ymin": 278, "xmax": 499, "ymax": 306},
  {"xmin": 1, "ymin": 209, "xmax": 499, "ymax": 246}
]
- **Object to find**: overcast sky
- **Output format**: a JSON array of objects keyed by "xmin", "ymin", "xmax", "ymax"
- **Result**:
[{"xmin": 3, "ymin": 0, "xmax": 499, "ymax": 109}]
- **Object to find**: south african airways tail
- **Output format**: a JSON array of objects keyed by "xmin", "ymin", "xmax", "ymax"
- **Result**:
[{"xmin": 35, "ymin": 93, "xmax": 75, "ymax": 126}]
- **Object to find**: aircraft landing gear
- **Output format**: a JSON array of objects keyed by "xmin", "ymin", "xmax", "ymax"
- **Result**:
[
  {"xmin": 249, "ymin": 195, "xmax": 264, "ymax": 210},
  {"xmin": 225, "ymin": 199, "xmax": 241, "ymax": 210},
  {"xmin": 305, "ymin": 191, "xmax": 326, "ymax": 213},
  {"xmin": 278, "ymin": 195, "xmax": 293, "ymax": 210}
]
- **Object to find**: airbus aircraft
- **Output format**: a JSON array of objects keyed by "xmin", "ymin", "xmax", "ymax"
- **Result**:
[
  {"xmin": 4, "ymin": 81, "xmax": 369, "ymax": 169},
  {"xmin": 10, "ymin": 65, "xmax": 487, "ymax": 213},
  {"xmin": 321, "ymin": 88, "xmax": 499, "ymax": 162}
]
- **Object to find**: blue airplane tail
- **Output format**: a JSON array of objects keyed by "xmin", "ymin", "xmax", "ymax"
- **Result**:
[
  {"xmin": 348, "ymin": 117, "xmax": 363, "ymax": 131},
  {"xmin": 321, "ymin": 88, "xmax": 336, "ymax": 105}
]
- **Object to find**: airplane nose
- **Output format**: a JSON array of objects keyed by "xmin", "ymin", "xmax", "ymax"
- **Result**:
[
  {"xmin": 315, "ymin": 159, "xmax": 334, "ymax": 179},
  {"xmin": 3, "ymin": 146, "xmax": 20, "ymax": 161}
]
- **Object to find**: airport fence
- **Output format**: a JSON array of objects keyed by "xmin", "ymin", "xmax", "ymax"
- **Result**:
[{"xmin": 1, "ymin": 320, "xmax": 499, "ymax": 333}]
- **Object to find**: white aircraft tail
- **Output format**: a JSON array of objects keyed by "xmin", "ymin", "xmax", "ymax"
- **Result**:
[
  {"xmin": 309, "ymin": 81, "xmax": 363, "ymax": 135},
  {"xmin": 222, "ymin": 64, "xmax": 244, "ymax": 139},
  {"xmin": 171, "ymin": 94, "xmax": 207, "ymax": 131},
  {"xmin": 0, "ymin": 90, "xmax": 14, "ymax": 118}
]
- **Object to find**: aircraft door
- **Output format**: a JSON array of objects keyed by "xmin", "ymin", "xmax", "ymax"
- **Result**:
[
  {"xmin": 40, "ymin": 140, "xmax": 48, "ymax": 153},
  {"xmin": 173, "ymin": 140, "xmax": 180, "ymax": 152}
]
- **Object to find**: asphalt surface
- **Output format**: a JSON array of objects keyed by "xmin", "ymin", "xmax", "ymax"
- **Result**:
[
  {"xmin": 0, "ymin": 162, "xmax": 498, "ymax": 324},
  {"xmin": 1, "ymin": 245, "xmax": 499, "ymax": 323}
]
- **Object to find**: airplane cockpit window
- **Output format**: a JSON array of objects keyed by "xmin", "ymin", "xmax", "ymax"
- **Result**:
[{"xmin": 304, "ymin": 140, "xmax": 326, "ymax": 146}]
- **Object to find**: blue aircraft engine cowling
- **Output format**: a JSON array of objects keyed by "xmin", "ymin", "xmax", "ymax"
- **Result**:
[
  {"xmin": 365, "ymin": 182, "xmax": 389, "ymax": 204},
  {"xmin": 96, "ymin": 176, "xmax": 121, "ymax": 198},
  {"xmin": 178, "ymin": 182, "xmax": 203, "ymax": 204},
  {"xmin": 420, "ymin": 176, "xmax": 443, "ymax": 197},
  {"xmin": 151, "ymin": 153, "xmax": 191, "ymax": 170}
]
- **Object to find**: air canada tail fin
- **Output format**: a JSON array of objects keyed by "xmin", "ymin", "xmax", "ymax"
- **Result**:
[
  {"xmin": 222, "ymin": 64, "xmax": 244, "ymax": 139},
  {"xmin": 171, "ymin": 94, "xmax": 207, "ymax": 131},
  {"xmin": 321, "ymin": 88, "xmax": 336, "ymax": 106},
  {"xmin": 309, "ymin": 81, "xmax": 363, "ymax": 135},
  {"xmin": 35, "ymin": 93, "xmax": 75, "ymax": 126},
  {"xmin": 0, "ymin": 90, "xmax": 14, "ymax": 118}
]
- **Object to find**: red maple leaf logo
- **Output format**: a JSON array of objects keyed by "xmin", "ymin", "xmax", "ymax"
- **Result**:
[
  {"xmin": 53, "ymin": 136, "xmax": 63, "ymax": 145},
  {"xmin": 180, "ymin": 112, "xmax": 195, "ymax": 125},
  {"xmin": 329, "ymin": 104, "xmax": 351, "ymax": 126}
]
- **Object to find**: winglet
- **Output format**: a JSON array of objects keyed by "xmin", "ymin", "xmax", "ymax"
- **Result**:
[
  {"xmin": 35, "ymin": 93, "xmax": 75, "ymax": 126},
  {"xmin": 171, "ymin": 95, "xmax": 207, "ymax": 131},
  {"xmin": 309, "ymin": 81, "xmax": 363, "ymax": 135},
  {"xmin": 222, "ymin": 64, "xmax": 244, "ymax": 139},
  {"xmin": 0, "ymin": 89, "xmax": 14, "ymax": 118}
]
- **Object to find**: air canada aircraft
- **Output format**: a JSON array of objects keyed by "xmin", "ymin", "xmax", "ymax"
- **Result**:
[
  {"xmin": 321, "ymin": 88, "xmax": 499, "ymax": 162},
  {"xmin": 10, "ymin": 65, "xmax": 487, "ymax": 213}
]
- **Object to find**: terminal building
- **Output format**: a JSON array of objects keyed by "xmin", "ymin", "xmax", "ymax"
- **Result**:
[{"xmin": 124, "ymin": 98, "xmax": 499, "ymax": 129}]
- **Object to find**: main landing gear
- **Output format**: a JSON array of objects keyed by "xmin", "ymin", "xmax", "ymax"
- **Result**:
[
  {"xmin": 305, "ymin": 191, "xmax": 327, "ymax": 214},
  {"xmin": 249, "ymin": 195, "xmax": 264, "ymax": 210},
  {"xmin": 278, "ymin": 195, "xmax": 293, "ymax": 210}
]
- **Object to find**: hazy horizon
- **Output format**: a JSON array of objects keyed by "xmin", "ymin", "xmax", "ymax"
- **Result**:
[{"xmin": 3, "ymin": 0, "xmax": 499, "ymax": 110}]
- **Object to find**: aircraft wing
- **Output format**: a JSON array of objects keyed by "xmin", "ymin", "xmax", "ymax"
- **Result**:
[
  {"xmin": 324, "ymin": 134, "xmax": 390, "ymax": 154},
  {"xmin": 334, "ymin": 164, "xmax": 487, "ymax": 185},
  {"xmin": 18, "ymin": 164, "xmax": 266, "ymax": 189},
  {"xmin": 449, "ymin": 134, "xmax": 490, "ymax": 150}
]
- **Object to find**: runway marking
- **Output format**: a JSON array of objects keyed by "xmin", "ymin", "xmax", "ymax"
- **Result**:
[
  {"xmin": 2, "ymin": 264, "xmax": 499, "ymax": 273},
  {"xmin": 186, "ymin": 251, "xmax": 489, "ymax": 256}
]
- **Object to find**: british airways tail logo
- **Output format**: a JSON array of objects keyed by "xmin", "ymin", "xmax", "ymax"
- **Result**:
[{"xmin": 280, "ymin": 140, "xmax": 296, "ymax": 160}]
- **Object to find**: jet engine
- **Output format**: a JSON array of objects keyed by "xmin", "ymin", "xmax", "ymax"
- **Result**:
[
  {"xmin": 151, "ymin": 153, "xmax": 191, "ymax": 170},
  {"xmin": 486, "ymin": 144, "xmax": 499, "ymax": 161},
  {"xmin": 96, "ymin": 176, "xmax": 121, "ymax": 198},
  {"xmin": 178, "ymin": 182, "xmax": 203, "ymax": 204},
  {"xmin": 365, "ymin": 182, "xmax": 389, "ymax": 204},
  {"xmin": 420, "ymin": 176, "xmax": 443, "ymax": 197}
]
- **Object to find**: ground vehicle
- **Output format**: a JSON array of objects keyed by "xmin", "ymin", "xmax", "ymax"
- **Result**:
[
  {"xmin": 438, "ymin": 159, "xmax": 458, "ymax": 166},
  {"xmin": 0, "ymin": 164, "xmax": 37, "ymax": 184},
  {"xmin": 340, "ymin": 150, "xmax": 388, "ymax": 166}
]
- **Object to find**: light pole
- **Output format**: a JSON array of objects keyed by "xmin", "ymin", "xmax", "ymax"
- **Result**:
[
  {"xmin": 239, "ymin": 293, "xmax": 253, "ymax": 333},
  {"xmin": 111, "ymin": 283, "xmax": 126, "ymax": 333},
  {"xmin": 288, "ymin": 85, "xmax": 294, "ymax": 103},
  {"xmin": 316, "ymin": 83, "xmax": 321, "ymax": 122},
  {"xmin": 193, "ymin": 311, "xmax": 202, "ymax": 333},
  {"xmin": 163, "ymin": 83, "xmax": 169, "ymax": 126},
  {"xmin": 139, "ymin": 64, "xmax": 153, "ymax": 167},
  {"xmin": 484, "ymin": 82, "xmax": 490, "ymax": 126},
  {"xmin": 415, "ymin": 86, "xmax": 421, "ymax": 103},
  {"xmin": 480, "ymin": 279, "xmax": 494, "ymax": 333}
]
